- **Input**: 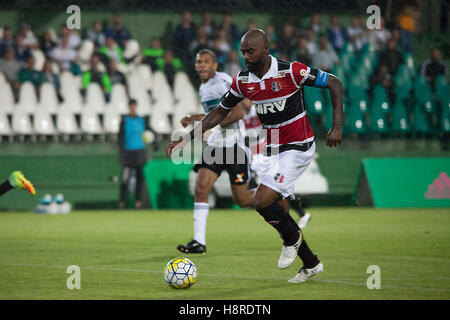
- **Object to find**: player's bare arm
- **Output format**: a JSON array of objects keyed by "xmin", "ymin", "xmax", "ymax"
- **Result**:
[
  {"xmin": 219, "ymin": 102, "xmax": 244, "ymax": 128},
  {"xmin": 325, "ymin": 75, "xmax": 344, "ymax": 147},
  {"xmin": 180, "ymin": 113, "xmax": 205, "ymax": 127},
  {"xmin": 166, "ymin": 105, "xmax": 231, "ymax": 157}
]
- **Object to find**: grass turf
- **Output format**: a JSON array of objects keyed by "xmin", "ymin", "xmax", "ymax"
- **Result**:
[{"xmin": 0, "ymin": 208, "xmax": 449, "ymax": 300}]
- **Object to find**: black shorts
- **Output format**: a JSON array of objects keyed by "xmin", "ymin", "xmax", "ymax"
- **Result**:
[{"xmin": 193, "ymin": 144, "xmax": 251, "ymax": 185}]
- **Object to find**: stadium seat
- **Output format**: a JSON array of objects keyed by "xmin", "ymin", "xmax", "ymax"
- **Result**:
[
  {"xmin": 85, "ymin": 82, "xmax": 106, "ymax": 114},
  {"xmin": 61, "ymin": 86, "xmax": 83, "ymax": 114},
  {"xmin": 331, "ymin": 65, "xmax": 347, "ymax": 90},
  {"xmin": 403, "ymin": 52, "xmax": 416, "ymax": 78},
  {"xmin": 39, "ymin": 83, "xmax": 59, "ymax": 114},
  {"xmin": 0, "ymin": 72, "xmax": 6, "ymax": 84},
  {"xmin": 12, "ymin": 109, "xmax": 33, "ymax": 136},
  {"xmin": 31, "ymin": 49, "xmax": 45, "ymax": 71},
  {"xmin": 0, "ymin": 110, "xmax": 12, "ymax": 141},
  {"xmin": 369, "ymin": 102, "xmax": 390, "ymax": 134},
  {"xmin": 0, "ymin": 83, "xmax": 15, "ymax": 114},
  {"xmin": 435, "ymin": 75, "xmax": 447, "ymax": 101},
  {"xmin": 303, "ymin": 86, "xmax": 325, "ymax": 116},
  {"xmin": 412, "ymin": 104, "xmax": 430, "ymax": 134},
  {"xmin": 17, "ymin": 81, "xmax": 37, "ymax": 114},
  {"xmin": 123, "ymin": 39, "xmax": 141, "ymax": 61},
  {"xmin": 136, "ymin": 64, "xmax": 153, "ymax": 91},
  {"xmin": 103, "ymin": 106, "xmax": 121, "ymax": 134},
  {"xmin": 81, "ymin": 108, "xmax": 103, "ymax": 136},
  {"xmin": 56, "ymin": 107, "xmax": 80, "ymax": 137},
  {"xmin": 347, "ymin": 85, "xmax": 369, "ymax": 113},
  {"xmin": 110, "ymin": 83, "xmax": 129, "ymax": 114},
  {"xmin": 78, "ymin": 39, "xmax": 94, "ymax": 63},
  {"xmin": 392, "ymin": 101, "xmax": 411, "ymax": 134},
  {"xmin": 371, "ymin": 85, "xmax": 390, "ymax": 114},
  {"xmin": 33, "ymin": 109, "xmax": 57, "ymax": 138},
  {"xmin": 439, "ymin": 92, "xmax": 450, "ymax": 133},
  {"xmin": 150, "ymin": 108, "xmax": 172, "ymax": 135},
  {"xmin": 152, "ymin": 71, "xmax": 174, "ymax": 115},
  {"xmin": 174, "ymin": 71, "xmax": 191, "ymax": 100},
  {"xmin": 346, "ymin": 104, "xmax": 368, "ymax": 134},
  {"xmin": 414, "ymin": 77, "xmax": 434, "ymax": 113}
]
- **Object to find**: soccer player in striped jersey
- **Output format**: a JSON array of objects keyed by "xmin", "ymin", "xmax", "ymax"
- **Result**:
[
  {"xmin": 176, "ymin": 49, "xmax": 255, "ymax": 254},
  {"xmin": 167, "ymin": 30, "xmax": 343, "ymax": 283}
]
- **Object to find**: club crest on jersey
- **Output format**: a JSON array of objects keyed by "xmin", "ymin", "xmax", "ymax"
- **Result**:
[
  {"xmin": 271, "ymin": 81, "xmax": 281, "ymax": 92},
  {"xmin": 274, "ymin": 173, "xmax": 285, "ymax": 183}
]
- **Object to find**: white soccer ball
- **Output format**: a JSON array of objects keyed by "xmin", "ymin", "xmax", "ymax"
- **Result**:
[{"xmin": 163, "ymin": 257, "xmax": 198, "ymax": 289}]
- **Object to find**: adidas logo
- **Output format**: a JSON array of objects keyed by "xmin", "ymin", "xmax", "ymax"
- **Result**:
[{"xmin": 425, "ymin": 172, "xmax": 450, "ymax": 199}]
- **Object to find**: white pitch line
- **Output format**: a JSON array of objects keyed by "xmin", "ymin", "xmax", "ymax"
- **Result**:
[{"xmin": 1, "ymin": 262, "xmax": 449, "ymax": 293}]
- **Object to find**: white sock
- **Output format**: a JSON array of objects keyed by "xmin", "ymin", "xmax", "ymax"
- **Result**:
[{"xmin": 193, "ymin": 202, "xmax": 209, "ymax": 246}]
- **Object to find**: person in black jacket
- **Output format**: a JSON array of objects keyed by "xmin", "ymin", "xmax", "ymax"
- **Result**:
[{"xmin": 118, "ymin": 99, "xmax": 159, "ymax": 209}]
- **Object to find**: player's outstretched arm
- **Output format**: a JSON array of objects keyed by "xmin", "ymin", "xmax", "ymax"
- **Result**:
[
  {"xmin": 166, "ymin": 106, "xmax": 231, "ymax": 157},
  {"xmin": 219, "ymin": 102, "xmax": 244, "ymax": 128},
  {"xmin": 325, "ymin": 75, "xmax": 343, "ymax": 147}
]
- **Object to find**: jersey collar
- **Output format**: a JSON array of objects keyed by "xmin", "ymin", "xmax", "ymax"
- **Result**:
[{"xmin": 247, "ymin": 55, "xmax": 278, "ymax": 82}]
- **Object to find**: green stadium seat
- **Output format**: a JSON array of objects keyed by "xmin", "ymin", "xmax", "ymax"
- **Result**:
[
  {"xmin": 394, "ymin": 64, "xmax": 412, "ymax": 90},
  {"xmin": 304, "ymin": 86, "xmax": 325, "ymax": 116},
  {"xmin": 372, "ymin": 85, "xmax": 390, "ymax": 114},
  {"xmin": 339, "ymin": 52, "xmax": 355, "ymax": 74},
  {"xmin": 439, "ymin": 92, "xmax": 450, "ymax": 133},
  {"xmin": 348, "ymin": 85, "xmax": 369, "ymax": 113},
  {"xmin": 392, "ymin": 101, "xmax": 411, "ymax": 133},
  {"xmin": 347, "ymin": 104, "xmax": 368, "ymax": 134},
  {"xmin": 412, "ymin": 104, "xmax": 431, "ymax": 134},
  {"xmin": 369, "ymin": 106, "xmax": 390, "ymax": 134},
  {"xmin": 332, "ymin": 65, "xmax": 347, "ymax": 89},
  {"xmin": 435, "ymin": 75, "xmax": 447, "ymax": 101},
  {"xmin": 403, "ymin": 52, "xmax": 416, "ymax": 78},
  {"xmin": 414, "ymin": 76, "xmax": 435, "ymax": 113}
]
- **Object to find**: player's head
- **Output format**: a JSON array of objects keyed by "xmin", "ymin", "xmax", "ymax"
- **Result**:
[
  {"xmin": 129, "ymin": 98, "xmax": 137, "ymax": 116},
  {"xmin": 195, "ymin": 49, "xmax": 218, "ymax": 83},
  {"xmin": 240, "ymin": 29, "xmax": 269, "ymax": 73}
]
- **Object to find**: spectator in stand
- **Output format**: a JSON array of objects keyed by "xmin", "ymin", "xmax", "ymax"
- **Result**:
[
  {"xmin": 310, "ymin": 13, "xmax": 326, "ymax": 35},
  {"xmin": 155, "ymin": 49, "xmax": 183, "ymax": 88},
  {"xmin": 98, "ymin": 36, "xmax": 125, "ymax": 64},
  {"xmin": 327, "ymin": 15, "xmax": 348, "ymax": 53},
  {"xmin": 48, "ymin": 36, "xmax": 77, "ymax": 71},
  {"xmin": 59, "ymin": 24, "xmax": 81, "ymax": 50},
  {"xmin": 18, "ymin": 56, "xmax": 44, "ymax": 92},
  {"xmin": 219, "ymin": 13, "xmax": 241, "ymax": 43},
  {"xmin": 312, "ymin": 35, "xmax": 339, "ymax": 72},
  {"xmin": 172, "ymin": 11, "xmax": 197, "ymax": 76},
  {"xmin": 0, "ymin": 47, "xmax": 22, "ymax": 91},
  {"xmin": 293, "ymin": 37, "xmax": 312, "ymax": 66},
  {"xmin": 368, "ymin": 17, "xmax": 391, "ymax": 51},
  {"xmin": 214, "ymin": 28, "xmax": 232, "ymax": 56},
  {"xmin": 42, "ymin": 60, "xmax": 63, "ymax": 102},
  {"xmin": 14, "ymin": 34, "xmax": 32, "ymax": 63},
  {"xmin": 277, "ymin": 23, "xmax": 296, "ymax": 58},
  {"xmin": 105, "ymin": 14, "xmax": 132, "ymax": 49},
  {"xmin": 18, "ymin": 23, "xmax": 39, "ymax": 49},
  {"xmin": 88, "ymin": 21, "xmax": 106, "ymax": 47},
  {"xmin": 190, "ymin": 26, "xmax": 212, "ymax": 57},
  {"xmin": 108, "ymin": 58, "xmax": 127, "ymax": 88},
  {"xmin": 369, "ymin": 63, "xmax": 394, "ymax": 101},
  {"xmin": 379, "ymin": 38, "xmax": 403, "ymax": 75},
  {"xmin": 420, "ymin": 48, "xmax": 448, "ymax": 92},
  {"xmin": 245, "ymin": 19, "xmax": 256, "ymax": 34},
  {"xmin": 0, "ymin": 26, "xmax": 14, "ymax": 57},
  {"xmin": 396, "ymin": 3, "xmax": 419, "ymax": 52},
  {"xmin": 347, "ymin": 16, "xmax": 368, "ymax": 52},
  {"xmin": 143, "ymin": 37, "xmax": 165, "ymax": 71},
  {"xmin": 199, "ymin": 11, "xmax": 216, "ymax": 40},
  {"xmin": 81, "ymin": 54, "xmax": 112, "ymax": 101},
  {"xmin": 224, "ymin": 50, "xmax": 241, "ymax": 77},
  {"xmin": 304, "ymin": 28, "xmax": 318, "ymax": 55},
  {"xmin": 265, "ymin": 23, "xmax": 278, "ymax": 55},
  {"xmin": 39, "ymin": 30, "xmax": 57, "ymax": 57}
]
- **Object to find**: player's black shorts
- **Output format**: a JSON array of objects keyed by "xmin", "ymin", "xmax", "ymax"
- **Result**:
[{"xmin": 193, "ymin": 144, "xmax": 250, "ymax": 185}]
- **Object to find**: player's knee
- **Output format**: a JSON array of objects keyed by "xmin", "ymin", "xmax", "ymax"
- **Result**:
[
  {"xmin": 195, "ymin": 181, "xmax": 212, "ymax": 198},
  {"xmin": 254, "ymin": 194, "xmax": 274, "ymax": 210},
  {"xmin": 256, "ymin": 201, "xmax": 285, "ymax": 222}
]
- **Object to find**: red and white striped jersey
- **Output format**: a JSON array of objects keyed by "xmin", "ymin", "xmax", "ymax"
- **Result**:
[{"xmin": 220, "ymin": 55, "xmax": 316, "ymax": 152}]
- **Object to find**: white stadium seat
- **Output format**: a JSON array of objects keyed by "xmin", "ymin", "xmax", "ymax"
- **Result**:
[
  {"xmin": 136, "ymin": 64, "xmax": 152, "ymax": 91},
  {"xmin": 152, "ymin": 71, "xmax": 174, "ymax": 115},
  {"xmin": 78, "ymin": 39, "xmax": 94, "ymax": 63},
  {"xmin": 57, "ymin": 107, "xmax": 80, "ymax": 135},
  {"xmin": 104, "ymin": 106, "xmax": 121, "ymax": 134},
  {"xmin": 0, "ymin": 83, "xmax": 15, "ymax": 114},
  {"xmin": 81, "ymin": 108, "xmax": 103, "ymax": 135},
  {"xmin": 32, "ymin": 49, "xmax": 46, "ymax": 71},
  {"xmin": 12, "ymin": 109, "xmax": 33, "ymax": 135},
  {"xmin": 123, "ymin": 39, "xmax": 141, "ymax": 60},
  {"xmin": 128, "ymin": 73, "xmax": 152, "ymax": 116},
  {"xmin": 17, "ymin": 82, "xmax": 37, "ymax": 114},
  {"xmin": 39, "ymin": 83, "xmax": 59, "ymax": 114},
  {"xmin": 0, "ymin": 111, "xmax": 12, "ymax": 139},
  {"xmin": 85, "ymin": 82, "xmax": 105, "ymax": 114},
  {"xmin": 173, "ymin": 71, "xmax": 191, "ymax": 100},
  {"xmin": 60, "ymin": 71, "xmax": 75, "ymax": 95},
  {"xmin": 150, "ymin": 108, "xmax": 172, "ymax": 135},
  {"xmin": 61, "ymin": 86, "xmax": 83, "ymax": 114},
  {"xmin": 34, "ymin": 109, "xmax": 57, "ymax": 137},
  {"xmin": 0, "ymin": 72, "xmax": 6, "ymax": 84},
  {"xmin": 110, "ymin": 83, "xmax": 129, "ymax": 114}
]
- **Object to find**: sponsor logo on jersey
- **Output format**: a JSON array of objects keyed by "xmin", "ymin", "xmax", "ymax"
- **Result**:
[
  {"xmin": 271, "ymin": 81, "xmax": 281, "ymax": 92},
  {"xmin": 254, "ymin": 99, "xmax": 286, "ymax": 114},
  {"xmin": 274, "ymin": 173, "xmax": 285, "ymax": 183}
]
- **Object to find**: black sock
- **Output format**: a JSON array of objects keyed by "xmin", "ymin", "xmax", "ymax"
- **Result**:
[
  {"xmin": 290, "ymin": 197, "xmax": 305, "ymax": 217},
  {"xmin": 298, "ymin": 240, "xmax": 319, "ymax": 269},
  {"xmin": 0, "ymin": 180, "xmax": 13, "ymax": 197}
]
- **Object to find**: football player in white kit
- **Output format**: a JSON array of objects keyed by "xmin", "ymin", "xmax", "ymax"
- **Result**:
[
  {"xmin": 177, "ymin": 49, "xmax": 254, "ymax": 254},
  {"xmin": 242, "ymin": 100, "xmax": 311, "ymax": 229}
]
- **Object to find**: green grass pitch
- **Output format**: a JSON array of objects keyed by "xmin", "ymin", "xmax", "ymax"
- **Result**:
[{"xmin": 0, "ymin": 208, "xmax": 449, "ymax": 300}]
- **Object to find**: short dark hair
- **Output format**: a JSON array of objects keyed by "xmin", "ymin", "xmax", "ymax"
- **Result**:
[
  {"xmin": 197, "ymin": 49, "xmax": 216, "ymax": 62},
  {"xmin": 129, "ymin": 99, "xmax": 137, "ymax": 106}
]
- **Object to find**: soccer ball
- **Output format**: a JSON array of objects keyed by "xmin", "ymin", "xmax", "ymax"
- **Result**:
[{"xmin": 164, "ymin": 257, "xmax": 198, "ymax": 289}]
